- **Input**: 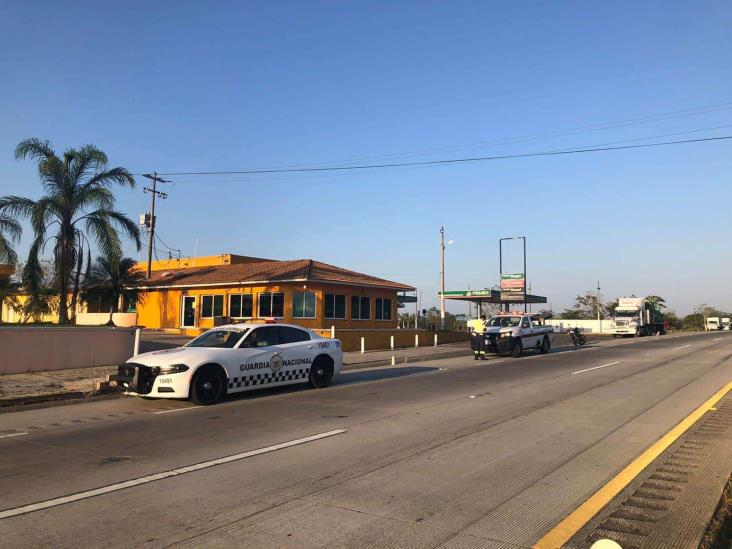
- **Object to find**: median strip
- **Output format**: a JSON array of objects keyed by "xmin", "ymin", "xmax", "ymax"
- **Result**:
[
  {"xmin": 572, "ymin": 362, "xmax": 621, "ymax": 375},
  {"xmin": 0, "ymin": 428, "xmax": 347, "ymax": 520},
  {"xmin": 533, "ymin": 381, "xmax": 732, "ymax": 549}
]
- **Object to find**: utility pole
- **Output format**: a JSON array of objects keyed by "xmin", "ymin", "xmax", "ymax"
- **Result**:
[
  {"xmin": 597, "ymin": 280, "xmax": 602, "ymax": 334},
  {"xmin": 440, "ymin": 226, "xmax": 445, "ymax": 330},
  {"xmin": 142, "ymin": 173, "xmax": 170, "ymax": 279}
]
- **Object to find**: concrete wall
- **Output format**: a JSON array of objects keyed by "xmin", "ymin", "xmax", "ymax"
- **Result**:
[
  {"xmin": 313, "ymin": 328, "xmax": 470, "ymax": 352},
  {"xmin": 546, "ymin": 319, "xmax": 616, "ymax": 334},
  {"xmin": 0, "ymin": 327, "xmax": 135, "ymax": 374}
]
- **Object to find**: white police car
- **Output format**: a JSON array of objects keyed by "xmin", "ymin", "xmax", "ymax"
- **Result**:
[{"xmin": 112, "ymin": 323, "xmax": 343, "ymax": 405}]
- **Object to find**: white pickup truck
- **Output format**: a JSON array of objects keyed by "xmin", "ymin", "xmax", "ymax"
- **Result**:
[{"xmin": 484, "ymin": 313, "xmax": 555, "ymax": 358}]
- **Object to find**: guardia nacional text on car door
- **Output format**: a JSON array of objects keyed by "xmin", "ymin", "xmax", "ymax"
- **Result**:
[{"xmin": 111, "ymin": 323, "xmax": 343, "ymax": 405}]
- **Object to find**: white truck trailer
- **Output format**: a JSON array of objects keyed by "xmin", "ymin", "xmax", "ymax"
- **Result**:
[
  {"xmin": 705, "ymin": 317, "xmax": 721, "ymax": 331},
  {"xmin": 612, "ymin": 296, "xmax": 666, "ymax": 337},
  {"xmin": 722, "ymin": 318, "xmax": 731, "ymax": 331}
]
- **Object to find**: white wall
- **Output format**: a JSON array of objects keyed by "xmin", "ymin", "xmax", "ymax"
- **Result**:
[
  {"xmin": 0, "ymin": 327, "xmax": 135, "ymax": 374},
  {"xmin": 546, "ymin": 319, "xmax": 616, "ymax": 334},
  {"xmin": 75, "ymin": 312, "xmax": 138, "ymax": 327}
]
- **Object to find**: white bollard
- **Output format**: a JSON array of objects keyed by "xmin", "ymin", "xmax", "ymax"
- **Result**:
[
  {"xmin": 390, "ymin": 335, "xmax": 394, "ymax": 350},
  {"xmin": 391, "ymin": 355, "xmax": 395, "ymax": 366},
  {"xmin": 415, "ymin": 334, "xmax": 419, "ymax": 348},
  {"xmin": 133, "ymin": 328, "xmax": 141, "ymax": 356},
  {"xmin": 361, "ymin": 336, "xmax": 365, "ymax": 354},
  {"xmin": 330, "ymin": 325, "xmax": 335, "ymax": 339},
  {"xmin": 434, "ymin": 333, "xmax": 438, "ymax": 347}
]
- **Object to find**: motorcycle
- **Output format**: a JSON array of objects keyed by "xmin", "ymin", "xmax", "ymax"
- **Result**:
[{"xmin": 567, "ymin": 327, "xmax": 587, "ymax": 346}]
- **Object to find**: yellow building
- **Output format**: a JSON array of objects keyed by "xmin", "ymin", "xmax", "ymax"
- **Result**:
[{"xmin": 132, "ymin": 254, "xmax": 415, "ymax": 335}]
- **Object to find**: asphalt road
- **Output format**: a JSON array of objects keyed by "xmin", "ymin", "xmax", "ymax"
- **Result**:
[{"xmin": 1, "ymin": 332, "xmax": 731, "ymax": 548}]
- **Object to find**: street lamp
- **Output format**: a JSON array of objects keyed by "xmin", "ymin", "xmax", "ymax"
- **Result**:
[{"xmin": 440, "ymin": 226, "xmax": 454, "ymax": 330}]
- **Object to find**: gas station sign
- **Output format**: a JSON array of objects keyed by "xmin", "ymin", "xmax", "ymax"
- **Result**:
[{"xmin": 500, "ymin": 273, "xmax": 526, "ymax": 302}]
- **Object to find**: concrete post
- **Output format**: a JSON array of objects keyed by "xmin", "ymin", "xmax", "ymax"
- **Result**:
[
  {"xmin": 391, "ymin": 356, "xmax": 395, "ymax": 366},
  {"xmin": 330, "ymin": 325, "xmax": 335, "ymax": 339},
  {"xmin": 361, "ymin": 337, "xmax": 365, "ymax": 354},
  {"xmin": 434, "ymin": 333, "xmax": 438, "ymax": 347},
  {"xmin": 390, "ymin": 335, "xmax": 394, "ymax": 350},
  {"xmin": 415, "ymin": 334, "xmax": 419, "ymax": 348},
  {"xmin": 133, "ymin": 328, "xmax": 141, "ymax": 357}
]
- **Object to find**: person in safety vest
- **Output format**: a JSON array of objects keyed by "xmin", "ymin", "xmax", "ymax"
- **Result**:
[{"xmin": 469, "ymin": 314, "xmax": 488, "ymax": 360}]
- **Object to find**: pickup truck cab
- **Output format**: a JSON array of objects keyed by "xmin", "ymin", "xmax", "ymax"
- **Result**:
[{"xmin": 484, "ymin": 313, "xmax": 555, "ymax": 358}]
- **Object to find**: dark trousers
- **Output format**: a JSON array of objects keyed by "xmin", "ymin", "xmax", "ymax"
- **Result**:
[{"xmin": 471, "ymin": 333, "xmax": 486, "ymax": 356}]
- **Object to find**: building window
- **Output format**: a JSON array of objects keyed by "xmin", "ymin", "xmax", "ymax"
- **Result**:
[
  {"xmin": 324, "ymin": 294, "xmax": 346, "ymax": 319},
  {"xmin": 229, "ymin": 294, "xmax": 253, "ymax": 318},
  {"xmin": 376, "ymin": 298, "xmax": 392, "ymax": 320},
  {"xmin": 351, "ymin": 296, "xmax": 370, "ymax": 320},
  {"xmin": 201, "ymin": 295, "xmax": 224, "ymax": 318},
  {"xmin": 293, "ymin": 292, "xmax": 316, "ymax": 318},
  {"xmin": 258, "ymin": 292, "xmax": 284, "ymax": 318}
]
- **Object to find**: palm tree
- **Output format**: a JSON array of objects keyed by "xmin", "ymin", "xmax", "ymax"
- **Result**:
[
  {"xmin": 0, "ymin": 213, "xmax": 21, "ymax": 264},
  {"xmin": 0, "ymin": 138, "xmax": 142, "ymax": 323},
  {"xmin": 0, "ymin": 276, "xmax": 21, "ymax": 323},
  {"xmin": 82, "ymin": 255, "xmax": 140, "ymax": 323}
]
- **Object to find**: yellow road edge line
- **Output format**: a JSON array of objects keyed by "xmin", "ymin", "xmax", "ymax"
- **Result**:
[{"xmin": 533, "ymin": 380, "xmax": 732, "ymax": 549}]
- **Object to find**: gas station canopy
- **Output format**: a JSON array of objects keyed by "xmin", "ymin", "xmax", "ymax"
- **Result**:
[{"xmin": 439, "ymin": 289, "xmax": 547, "ymax": 305}]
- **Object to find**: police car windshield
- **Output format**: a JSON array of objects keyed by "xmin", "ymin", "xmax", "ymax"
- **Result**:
[
  {"xmin": 186, "ymin": 328, "xmax": 248, "ymax": 348},
  {"xmin": 487, "ymin": 316, "xmax": 522, "ymax": 327}
]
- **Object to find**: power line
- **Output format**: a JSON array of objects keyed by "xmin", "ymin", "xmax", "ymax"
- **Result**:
[{"xmin": 152, "ymin": 134, "xmax": 732, "ymax": 177}]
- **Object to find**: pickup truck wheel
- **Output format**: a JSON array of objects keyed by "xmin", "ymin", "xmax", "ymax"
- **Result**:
[
  {"xmin": 539, "ymin": 336, "xmax": 550, "ymax": 354},
  {"xmin": 510, "ymin": 339, "xmax": 523, "ymax": 358},
  {"xmin": 190, "ymin": 365, "xmax": 227, "ymax": 405}
]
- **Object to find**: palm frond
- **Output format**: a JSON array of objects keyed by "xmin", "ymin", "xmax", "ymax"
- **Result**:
[
  {"xmin": 14, "ymin": 138, "xmax": 55, "ymax": 162},
  {"xmin": 84, "ymin": 213, "xmax": 123, "ymax": 260},
  {"xmin": 69, "ymin": 145, "xmax": 109, "ymax": 184},
  {"xmin": 0, "ymin": 196, "xmax": 38, "ymax": 220},
  {"xmin": 81, "ymin": 166, "xmax": 136, "ymax": 191}
]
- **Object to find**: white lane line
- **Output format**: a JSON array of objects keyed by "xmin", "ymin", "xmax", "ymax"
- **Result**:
[
  {"xmin": 153, "ymin": 406, "xmax": 201, "ymax": 415},
  {"xmin": 673, "ymin": 344, "xmax": 692, "ymax": 350},
  {"xmin": 0, "ymin": 428, "xmax": 347, "ymax": 520},
  {"xmin": 0, "ymin": 433, "xmax": 28, "ymax": 439},
  {"xmin": 572, "ymin": 361, "xmax": 621, "ymax": 375},
  {"xmin": 714, "ymin": 337, "xmax": 723, "ymax": 341}
]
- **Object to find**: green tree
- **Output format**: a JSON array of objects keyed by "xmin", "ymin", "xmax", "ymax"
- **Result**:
[
  {"xmin": 82, "ymin": 255, "xmax": 140, "ymax": 323},
  {"xmin": 560, "ymin": 292, "xmax": 609, "ymax": 319},
  {"xmin": 0, "ymin": 138, "xmax": 142, "ymax": 324},
  {"xmin": 0, "ymin": 213, "xmax": 21, "ymax": 264}
]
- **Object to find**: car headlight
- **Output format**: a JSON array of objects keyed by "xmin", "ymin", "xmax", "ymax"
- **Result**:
[
  {"xmin": 500, "ymin": 332, "xmax": 511, "ymax": 338},
  {"xmin": 158, "ymin": 364, "xmax": 190, "ymax": 374}
]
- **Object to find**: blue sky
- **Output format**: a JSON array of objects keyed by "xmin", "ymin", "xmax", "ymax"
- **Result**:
[{"xmin": 1, "ymin": 1, "xmax": 730, "ymax": 315}]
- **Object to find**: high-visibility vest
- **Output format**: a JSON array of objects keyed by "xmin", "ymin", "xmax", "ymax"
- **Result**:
[{"xmin": 469, "ymin": 318, "xmax": 487, "ymax": 334}]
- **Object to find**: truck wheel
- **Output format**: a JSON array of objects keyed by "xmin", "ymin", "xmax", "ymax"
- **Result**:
[
  {"xmin": 309, "ymin": 356, "xmax": 334, "ymax": 388},
  {"xmin": 511, "ymin": 339, "xmax": 523, "ymax": 358},
  {"xmin": 190, "ymin": 365, "xmax": 227, "ymax": 405},
  {"xmin": 540, "ymin": 336, "xmax": 550, "ymax": 354}
]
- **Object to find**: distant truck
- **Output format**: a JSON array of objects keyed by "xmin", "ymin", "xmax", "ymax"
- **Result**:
[
  {"xmin": 612, "ymin": 297, "xmax": 666, "ymax": 337},
  {"xmin": 723, "ymin": 318, "xmax": 731, "ymax": 331},
  {"xmin": 705, "ymin": 317, "xmax": 721, "ymax": 331}
]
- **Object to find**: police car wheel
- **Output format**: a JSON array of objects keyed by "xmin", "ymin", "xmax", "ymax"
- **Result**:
[
  {"xmin": 510, "ymin": 339, "xmax": 523, "ymax": 358},
  {"xmin": 309, "ymin": 357, "xmax": 334, "ymax": 389},
  {"xmin": 191, "ymin": 365, "xmax": 226, "ymax": 405},
  {"xmin": 540, "ymin": 336, "xmax": 550, "ymax": 354}
]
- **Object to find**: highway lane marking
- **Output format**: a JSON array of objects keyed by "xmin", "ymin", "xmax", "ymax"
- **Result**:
[
  {"xmin": 533, "ymin": 380, "xmax": 732, "ymax": 549},
  {"xmin": 0, "ymin": 428, "xmax": 347, "ymax": 520},
  {"xmin": 714, "ymin": 337, "xmax": 723, "ymax": 341},
  {"xmin": 571, "ymin": 362, "xmax": 621, "ymax": 375},
  {"xmin": 673, "ymin": 344, "xmax": 692, "ymax": 350},
  {"xmin": 153, "ymin": 406, "xmax": 201, "ymax": 415},
  {"xmin": 0, "ymin": 433, "xmax": 28, "ymax": 439}
]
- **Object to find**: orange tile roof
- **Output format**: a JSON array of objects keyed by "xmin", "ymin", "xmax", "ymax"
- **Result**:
[{"xmin": 133, "ymin": 259, "xmax": 415, "ymax": 291}]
